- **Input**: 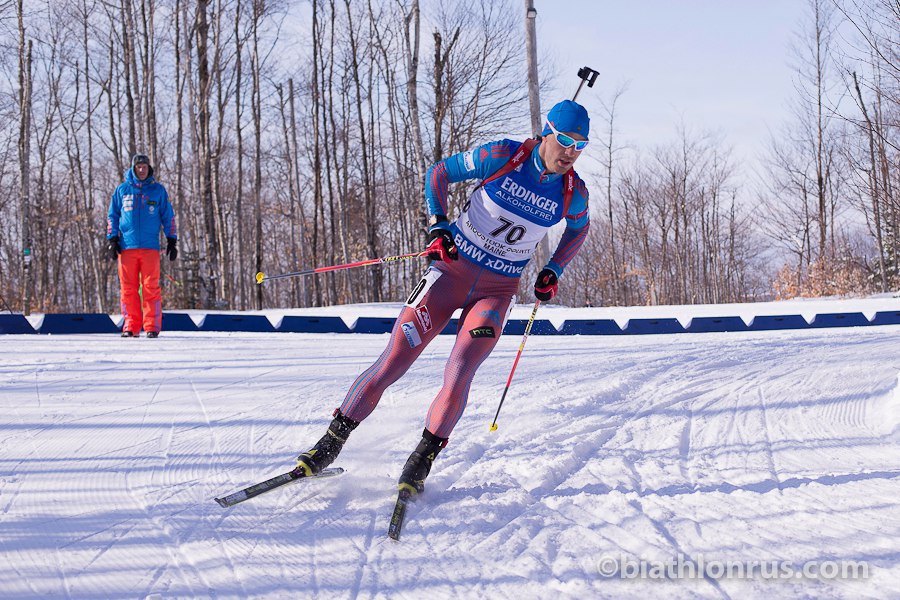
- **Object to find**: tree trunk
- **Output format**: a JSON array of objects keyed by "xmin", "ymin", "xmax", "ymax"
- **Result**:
[
  {"xmin": 288, "ymin": 78, "xmax": 309, "ymax": 306},
  {"xmin": 345, "ymin": 0, "xmax": 379, "ymax": 301},
  {"xmin": 195, "ymin": 0, "xmax": 219, "ymax": 308},
  {"xmin": 17, "ymin": 1, "xmax": 33, "ymax": 314},
  {"xmin": 234, "ymin": 0, "xmax": 246, "ymax": 309},
  {"xmin": 403, "ymin": 0, "xmax": 426, "ymax": 182},
  {"xmin": 121, "ymin": 0, "xmax": 138, "ymax": 155},
  {"xmin": 251, "ymin": 0, "xmax": 263, "ymax": 309},
  {"xmin": 853, "ymin": 72, "xmax": 888, "ymax": 292}
]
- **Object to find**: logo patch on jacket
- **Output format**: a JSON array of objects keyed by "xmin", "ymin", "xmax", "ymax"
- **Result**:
[
  {"xmin": 463, "ymin": 150, "xmax": 476, "ymax": 172},
  {"xmin": 401, "ymin": 322, "xmax": 422, "ymax": 348},
  {"xmin": 468, "ymin": 326, "xmax": 495, "ymax": 339},
  {"xmin": 415, "ymin": 306, "xmax": 433, "ymax": 333}
]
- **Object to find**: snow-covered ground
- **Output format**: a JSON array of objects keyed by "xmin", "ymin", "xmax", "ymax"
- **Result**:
[{"xmin": 2, "ymin": 297, "xmax": 899, "ymax": 599}]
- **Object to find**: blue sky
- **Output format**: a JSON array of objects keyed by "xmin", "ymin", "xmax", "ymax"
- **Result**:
[
  {"xmin": 282, "ymin": 1, "xmax": 813, "ymax": 188},
  {"xmin": 533, "ymin": 0, "xmax": 811, "ymax": 182}
]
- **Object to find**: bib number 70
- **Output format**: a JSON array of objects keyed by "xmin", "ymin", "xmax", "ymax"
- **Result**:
[{"xmin": 490, "ymin": 216, "xmax": 526, "ymax": 244}]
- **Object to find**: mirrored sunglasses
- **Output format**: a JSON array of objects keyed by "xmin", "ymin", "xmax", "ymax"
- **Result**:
[{"xmin": 546, "ymin": 121, "xmax": 589, "ymax": 151}]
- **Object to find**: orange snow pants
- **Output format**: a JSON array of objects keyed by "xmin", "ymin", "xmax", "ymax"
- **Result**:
[{"xmin": 118, "ymin": 248, "xmax": 162, "ymax": 334}]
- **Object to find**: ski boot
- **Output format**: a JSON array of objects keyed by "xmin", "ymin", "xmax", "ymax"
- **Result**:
[
  {"xmin": 296, "ymin": 410, "xmax": 360, "ymax": 476},
  {"xmin": 398, "ymin": 428, "xmax": 448, "ymax": 496}
]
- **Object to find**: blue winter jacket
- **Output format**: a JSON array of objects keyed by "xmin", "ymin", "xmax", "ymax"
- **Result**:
[{"xmin": 107, "ymin": 169, "xmax": 177, "ymax": 250}]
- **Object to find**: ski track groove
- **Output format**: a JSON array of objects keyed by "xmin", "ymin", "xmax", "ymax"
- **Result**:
[
  {"xmin": 756, "ymin": 387, "xmax": 782, "ymax": 493},
  {"xmin": 112, "ymin": 431, "xmax": 210, "ymax": 596},
  {"xmin": 108, "ymin": 375, "xmax": 229, "ymax": 597},
  {"xmin": 406, "ymin": 479, "xmax": 484, "ymax": 600},
  {"xmin": 678, "ymin": 403, "xmax": 695, "ymax": 486},
  {"xmin": 628, "ymin": 498, "xmax": 733, "ymax": 600},
  {"xmin": 347, "ymin": 509, "xmax": 378, "ymax": 600},
  {"xmin": 52, "ymin": 547, "xmax": 73, "ymax": 600},
  {"xmin": 172, "ymin": 381, "xmax": 251, "ymax": 598}
]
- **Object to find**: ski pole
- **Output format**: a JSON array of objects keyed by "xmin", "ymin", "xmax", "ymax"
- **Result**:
[
  {"xmin": 489, "ymin": 299, "xmax": 541, "ymax": 432},
  {"xmin": 256, "ymin": 250, "xmax": 429, "ymax": 284}
]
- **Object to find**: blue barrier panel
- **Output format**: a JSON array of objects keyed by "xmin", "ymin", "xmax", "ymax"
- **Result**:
[
  {"xmin": 686, "ymin": 316, "xmax": 749, "ymax": 333},
  {"xmin": 747, "ymin": 314, "xmax": 810, "ymax": 331},
  {"xmin": 199, "ymin": 314, "xmax": 276, "ymax": 332},
  {"xmin": 622, "ymin": 318, "xmax": 685, "ymax": 335},
  {"xmin": 278, "ymin": 315, "xmax": 351, "ymax": 334},
  {"xmin": 0, "ymin": 314, "xmax": 36, "ymax": 334},
  {"xmin": 809, "ymin": 312, "xmax": 870, "ymax": 329},
  {"xmin": 439, "ymin": 319, "xmax": 460, "ymax": 335},
  {"xmin": 162, "ymin": 312, "xmax": 199, "ymax": 332},
  {"xmin": 353, "ymin": 316, "xmax": 397, "ymax": 334},
  {"xmin": 556, "ymin": 319, "xmax": 622, "ymax": 335},
  {"xmin": 870, "ymin": 310, "xmax": 900, "ymax": 326},
  {"xmin": 39, "ymin": 313, "xmax": 119, "ymax": 334},
  {"xmin": 502, "ymin": 319, "xmax": 557, "ymax": 335}
]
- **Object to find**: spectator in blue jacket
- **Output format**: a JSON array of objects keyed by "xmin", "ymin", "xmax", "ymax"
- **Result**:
[{"xmin": 107, "ymin": 153, "xmax": 177, "ymax": 338}]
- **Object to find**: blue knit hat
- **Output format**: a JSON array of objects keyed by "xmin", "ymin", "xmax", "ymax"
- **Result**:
[{"xmin": 541, "ymin": 100, "xmax": 590, "ymax": 139}]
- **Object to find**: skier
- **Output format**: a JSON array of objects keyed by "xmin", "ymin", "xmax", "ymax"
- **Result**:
[
  {"xmin": 296, "ymin": 100, "xmax": 591, "ymax": 496},
  {"xmin": 107, "ymin": 153, "xmax": 178, "ymax": 338}
]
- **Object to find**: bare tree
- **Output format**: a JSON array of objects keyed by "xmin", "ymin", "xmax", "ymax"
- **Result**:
[{"xmin": 17, "ymin": 0, "xmax": 33, "ymax": 314}]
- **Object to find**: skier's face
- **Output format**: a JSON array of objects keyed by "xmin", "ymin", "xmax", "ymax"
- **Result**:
[
  {"xmin": 540, "ymin": 129, "xmax": 586, "ymax": 174},
  {"xmin": 134, "ymin": 163, "xmax": 150, "ymax": 180}
]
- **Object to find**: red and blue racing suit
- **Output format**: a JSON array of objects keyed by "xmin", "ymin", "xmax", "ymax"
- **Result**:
[{"xmin": 338, "ymin": 139, "xmax": 590, "ymax": 439}]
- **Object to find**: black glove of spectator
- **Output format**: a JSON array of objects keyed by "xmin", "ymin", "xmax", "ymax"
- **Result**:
[
  {"xmin": 534, "ymin": 268, "xmax": 559, "ymax": 301},
  {"xmin": 165, "ymin": 237, "xmax": 178, "ymax": 261},
  {"xmin": 425, "ymin": 217, "xmax": 458, "ymax": 262},
  {"xmin": 107, "ymin": 237, "xmax": 121, "ymax": 260}
]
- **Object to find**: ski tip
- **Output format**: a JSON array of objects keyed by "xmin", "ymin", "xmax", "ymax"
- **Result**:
[
  {"xmin": 255, "ymin": 272, "xmax": 265, "ymax": 284},
  {"xmin": 215, "ymin": 497, "xmax": 228, "ymax": 508}
]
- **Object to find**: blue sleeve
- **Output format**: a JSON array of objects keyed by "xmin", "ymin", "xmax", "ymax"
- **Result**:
[
  {"xmin": 546, "ymin": 176, "xmax": 590, "ymax": 277},
  {"xmin": 159, "ymin": 188, "xmax": 177, "ymax": 239},
  {"xmin": 424, "ymin": 139, "xmax": 520, "ymax": 216},
  {"xmin": 107, "ymin": 187, "xmax": 121, "ymax": 239}
]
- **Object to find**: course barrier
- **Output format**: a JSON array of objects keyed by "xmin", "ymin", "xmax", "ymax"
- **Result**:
[
  {"xmin": 39, "ymin": 313, "xmax": 119, "ymax": 334},
  {"xmin": 747, "ymin": 314, "xmax": 810, "ymax": 331},
  {"xmin": 685, "ymin": 316, "xmax": 749, "ymax": 333},
  {"xmin": 622, "ymin": 318, "xmax": 686, "ymax": 335},
  {"xmin": 199, "ymin": 314, "xmax": 276, "ymax": 333},
  {"xmin": 4, "ymin": 307, "xmax": 898, "ymax": 335},
  {"xmin": 0, "ymin": 314, "xmax": 36, "ymax": 334}
]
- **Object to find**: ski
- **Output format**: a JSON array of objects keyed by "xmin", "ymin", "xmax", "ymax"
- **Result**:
[
  {"xmin": 387, "ymin": 489, "xmax": 413, "ymax": 540},
  {"xmin": 215, "ymin": 466, "xmax": 344, "ymax": 507}
]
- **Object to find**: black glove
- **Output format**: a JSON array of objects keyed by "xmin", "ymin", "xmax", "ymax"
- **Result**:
[
  {"xmin": 165, "ymin": 237, "xmax": 178, "ymax": 261},
  {"xmin": 425, "ymin": 217, "xmax": 458, "ymax": 262},
  {"xmin": 534, "ymin": 267, "xmax": 559, "ymax": 301},
  {"xmin": 107, "ymin": 236, "xmax": 121, "ymax": 260}
]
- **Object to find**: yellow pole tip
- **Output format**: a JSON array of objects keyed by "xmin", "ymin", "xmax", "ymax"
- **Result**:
[
  {"xmin": 255, "ymin": 272, "xmax": 265, "ymax": 284},
  {"xmin": 490, "ymin": 423, "xmax": 498, "ymax": 431}
]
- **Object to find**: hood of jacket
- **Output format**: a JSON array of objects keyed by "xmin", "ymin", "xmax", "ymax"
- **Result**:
[{"xmin": 125, "ymin": 167, "xmax": 156, "ymax": 185}]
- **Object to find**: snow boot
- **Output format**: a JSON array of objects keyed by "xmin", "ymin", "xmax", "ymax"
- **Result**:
[
  {"xmin": 398, "ymin": 428, "xmax": 448, "ymax": 496},
  {"xmin": 296, "ymin": 410, "xmax": 360, "ymax": 476}
]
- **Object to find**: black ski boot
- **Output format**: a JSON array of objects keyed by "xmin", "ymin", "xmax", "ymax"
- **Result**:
[
  {"xmin": 398, "ymin": 428, "xmax": 448, "ymax": 496},
  {"xmin": 296, "ymin": 410, "xmax": 360, "ymax": 476}
]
